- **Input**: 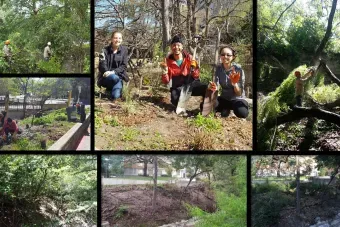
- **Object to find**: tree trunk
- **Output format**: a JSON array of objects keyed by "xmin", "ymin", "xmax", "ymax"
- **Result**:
[
  {"xmin": 310, "ymin": 0, "xmax": 338, "ymax": 65},
  {"xmin": 277, "ymin": 161, "xmax": 281, "ymax": 177},
  {"xmin": 161, "ymin": 0, "xmax": 170, "ymax": 53},
  {"xmin": 296, "ymin": 156, "xmax": 300, "ymax": 214},
  {"xmin": 204, "ymin": 0, "xmax": 211, "ymax": 39},
  {"xmin": 320, "ymin": 60, "xmax": 340, "ymax": 86},
  {"xmin": 152, "ymin": 156, "xmax": 157, "ymax": 211},
  {"xmin": 23, "ymin": 80, "xmax": 29, "ymax": 118},
  {"xmin": 264, "ymin": 106, "xmax": 340, "ymax": 128},
  {"xmin": 186, "ymin": 0, "xmax": 192, "ymax": 41},
  {"xmin": 143, "ymin": 160, "xmax": 148, "ymax": 176}
]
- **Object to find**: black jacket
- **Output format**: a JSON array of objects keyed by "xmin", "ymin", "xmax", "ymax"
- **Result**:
[{"xmin": 98, "ymin": 44, "xmax": 129, "ymax": 86}]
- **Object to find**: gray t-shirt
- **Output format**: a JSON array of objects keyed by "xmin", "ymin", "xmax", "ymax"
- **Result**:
[{"xmin": 214, "ymin": 63, "xmax": 245, "ymax": 100}]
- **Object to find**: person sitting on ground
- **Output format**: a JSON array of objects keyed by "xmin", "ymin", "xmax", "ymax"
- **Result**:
[
  {"xmin": 159, "ymin": 35, "xmax": 207, "ymax": 113},
  {"xmin": 1, "ymin": 118, "xmax": 19, "ymax": 142},
  {"xmin": 44, "ymin": 42, "xmax": 52, "ymax": 61},
  {"xmin": 3, "ymin": 40, "xmax": 12, "ymax": 63},
  {"xmin": 97, "ymin": 31, "xmax": 129, "ymax": 101},
  {"xmin": 209, "ymin": 45, "xmax": 249, "ymax": 118},
  {"xmin": 294, "ymin": 68, "xmax": 315, "ymax": 107}
]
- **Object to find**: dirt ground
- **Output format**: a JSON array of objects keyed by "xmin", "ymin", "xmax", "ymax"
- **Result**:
[
  {"xmin": 277, "ymin": 194, "xmax": 340, "ymax": 227},
  {"xmin": 275, "ymin": 115, "xmax": 340, "ymax": 151},
  {"xmin": 102, "ymin": 184, "xmax": 216, "ymax": 227},
  {"xmin": 95, "ymin": 87, "xmax": 253, "ymax": 151}
]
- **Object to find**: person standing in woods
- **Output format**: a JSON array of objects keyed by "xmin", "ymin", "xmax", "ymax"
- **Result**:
[
  {"xmin": 97, "ymin": 31, "xmax": 129, "ymax": 101},
  {"xmin": 209, "ymin": 45, "xmax": 249, "ymax": 118},
  {"xmin": 294, "ymin": 68, "xmax": 315, "ymax": 107},
  {"xmin": 3, "ymin": 40, "xmax": 12, "ymax": 63},
  {"xmin": 44, "ymin": 42, "xmax": 52, "ymax": 61}
]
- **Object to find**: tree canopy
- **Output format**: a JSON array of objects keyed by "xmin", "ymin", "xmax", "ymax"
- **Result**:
[{"xmin": 0, "ymin": 0, "xmax": 90, "ymax": 73}]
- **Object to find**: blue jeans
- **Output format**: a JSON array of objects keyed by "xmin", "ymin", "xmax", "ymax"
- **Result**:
[{"xmin": 102, "ymin": 74, "xmax": 123, "ymax": 100}]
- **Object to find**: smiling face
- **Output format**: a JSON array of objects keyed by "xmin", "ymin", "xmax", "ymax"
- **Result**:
[
  {"xmin": 171, "ymin": 42, "xmax": 183, "ymax": 56},
  {"xmin": 111, "ymin": 32, "xmax": 123, "ymax": 49},
  {"xmin": 220, "ymin": 47, "xmax": 235, "ymax": 66}
]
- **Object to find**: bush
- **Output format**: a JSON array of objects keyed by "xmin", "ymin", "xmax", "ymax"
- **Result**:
[
  {"xmin": 188, "ymin": 113, "xmax": 222, "ymax": 132},
  {"xmin": 252, "ymin": 190, "xmax": 294, "ymax": 227},
  {"xmin": 252, "ymin": 181, "xmax": 288, "ymax": 194},
  {"xmin": 55, "ymin": 114, "xmax": 67, "ymax": 121}
]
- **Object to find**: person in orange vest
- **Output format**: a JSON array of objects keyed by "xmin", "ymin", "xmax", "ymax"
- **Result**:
[{"xmin": 3, "ymin": 40, "xmax": 12, "ymax": 63}]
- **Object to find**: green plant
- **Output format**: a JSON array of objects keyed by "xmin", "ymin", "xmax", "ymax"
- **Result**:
[
  {"xmin": 120, "ymin": 128, "xmax": 139, "ymax": 141},
  {"xmin": 103, "ymin": 115, "xmax": 119, "ymax": 127},
  {"xmin": 199, "ymin": 64, "xmax": 214, "ymax": 85},
  {"xmin": 308, "ymin": 83, "xmax": 340, "ymax": 104},
  {"xmin": 115, "ymin": 205, "xmax": 129, "ymax": 218},
  {"xmin": 36, "ymin": 57, "xmax": 63, "ymax": 73},
  {"xmin": 188, "ymin": 113, "xmax": 222, "ymax": 132}
]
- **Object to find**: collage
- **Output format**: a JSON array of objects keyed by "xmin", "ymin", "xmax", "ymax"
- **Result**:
[{"xmin": 0, "ymin": 0, "xmax": 339, "ymax": 226}]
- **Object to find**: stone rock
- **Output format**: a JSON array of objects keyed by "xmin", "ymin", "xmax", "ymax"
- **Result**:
[
  {"xmin": 102, "ymin": 221, "xmax": 110, "ymax": 227},
  {"xmin": 330, "ymin": 218, "xmax": 340, "ymax": 227},
  {"xmin": 315, "ymin": 217, "xmax": 321, "ymax": 223}
]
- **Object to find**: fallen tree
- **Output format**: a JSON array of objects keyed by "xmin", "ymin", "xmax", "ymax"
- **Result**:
[{"xmin": 264, "ymin": 106, "xmax": 340, "ymax": 128}]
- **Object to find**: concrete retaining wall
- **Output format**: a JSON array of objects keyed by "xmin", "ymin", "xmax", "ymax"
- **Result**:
[{"xmin": 48, "ymin": 114, "xmax": 91, "ymax": 150}]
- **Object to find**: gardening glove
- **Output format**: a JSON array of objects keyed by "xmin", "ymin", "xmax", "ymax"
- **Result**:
[
  {"xmin": 307, "ymin": 66, "xmax": 316, "ymax": 75},
  {"xmin": 230, "ymin": 67, "xmax": 240, "ymax": 85},
  {"xmin": 103, "ymin": 70, "xmax": 115, "ymax": 77},
  {"xmin": 190, "ymin": 60, "xmax": 198, "ymax": 68},
  {"xmin": 159, "ymin": 58, "xmax": 168, "ymax": 74},
  {"xmin": 208, "ymin": 81, "xmax": 217, "ymax": 91}
]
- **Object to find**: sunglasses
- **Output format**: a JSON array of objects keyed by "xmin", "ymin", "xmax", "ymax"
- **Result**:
[{"xmin": 221, "ymin": 53, "xmax": 233, "ymax": 57}]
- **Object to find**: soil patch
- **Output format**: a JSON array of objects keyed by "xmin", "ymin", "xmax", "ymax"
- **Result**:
[
  {"xmin": 95, "ymin": 88, "xmax": 253, "ymax": 150},
  {"xmin": 277, "ymin": 194, "xmax": 340, "ymax": 227},
  {"xmin": 102, "ymin": 184, "xmax": 216, "ymax": 227}
]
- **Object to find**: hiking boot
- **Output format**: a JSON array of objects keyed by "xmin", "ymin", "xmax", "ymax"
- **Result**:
[
  {"xmin": 178, "ymin": 111, "xmax": 188, "ymax": 117},
  {"xmin": 221, "ymin": 109, "xmax": 231, "ymax": 118}
]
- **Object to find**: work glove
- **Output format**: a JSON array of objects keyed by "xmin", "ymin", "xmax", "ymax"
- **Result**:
[
  {"xmin": 230, "ymin": 67, "xmax": 240, "ymax": 85},
  {"xmin": 208, "ymin": 81, "xmax": 217, "ymax": 91},
  {"xmin": 159, "ymin": 58, "xmax": 168, "ymax": 74},
  {"xmin": 103, "ymin": 70, "xmax": 115, "ymax": 77},
  {"xmin": 190, "ymin": 60, "xmax": 198, "ymax": 68},
  {"xmin": 307, "ymin": 66, "xmax": 316, "ymax": 75}
]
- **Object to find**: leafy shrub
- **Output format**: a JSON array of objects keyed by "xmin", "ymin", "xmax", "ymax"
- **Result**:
[
  {"xmin": 308, "ymin": 83, "xmax": 340, "ymax": 103},
  {"xmin": 188, "ymin": 113, "xmax": 222, "ymax": 132},
  {"xmin": 252, "ymin": 181, "xmax": 288, "ymax": 194},
  {"xmin": 55, "ymin": 114, "xmax": 67, "ymax": 121},
  {"xmin": 115, "ymin": 205, "xmax": 129, "ymax": 219},
  {"xmin": 36, "ymin": 57, "xmax": 63, "ymax": 73},
  {"xmin": 252, "ymin": 190, "xmax": 294, "ymax": 227}
]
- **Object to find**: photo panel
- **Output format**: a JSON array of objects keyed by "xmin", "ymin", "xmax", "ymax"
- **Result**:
[
  {"xmin": 0, "ymin": 0, "xmax": 91, "ymax": 74},
  {"xmin": 0, "ymin": 154, "xmax": 97, "ymax": 226},
  {"xmin": 94, "ymin": 0, "xmax": 253, "ymax": 151},
  {"xmin": 252, "ymin": 155, "xmax": 340, "ymax": 227},
  {"xmin": 101, "ymin": 154, "xmax": 247, "ymax": 227},
  {"xmin": 257, "ymin": 0, "xmax": 340, "ymax": 151},
  {"xmin": 0, "ymin": 77, "xmax": 91, "ymax": 151}
]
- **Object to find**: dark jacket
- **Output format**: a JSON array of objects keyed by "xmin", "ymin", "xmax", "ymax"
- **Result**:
[
  {"xmin": 161, "ymin": 51, "xmax": 199, "ymax": 88},
  {"xmin": 97, "ymin": 44, "xmax": 129, "ymax": 86}
]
